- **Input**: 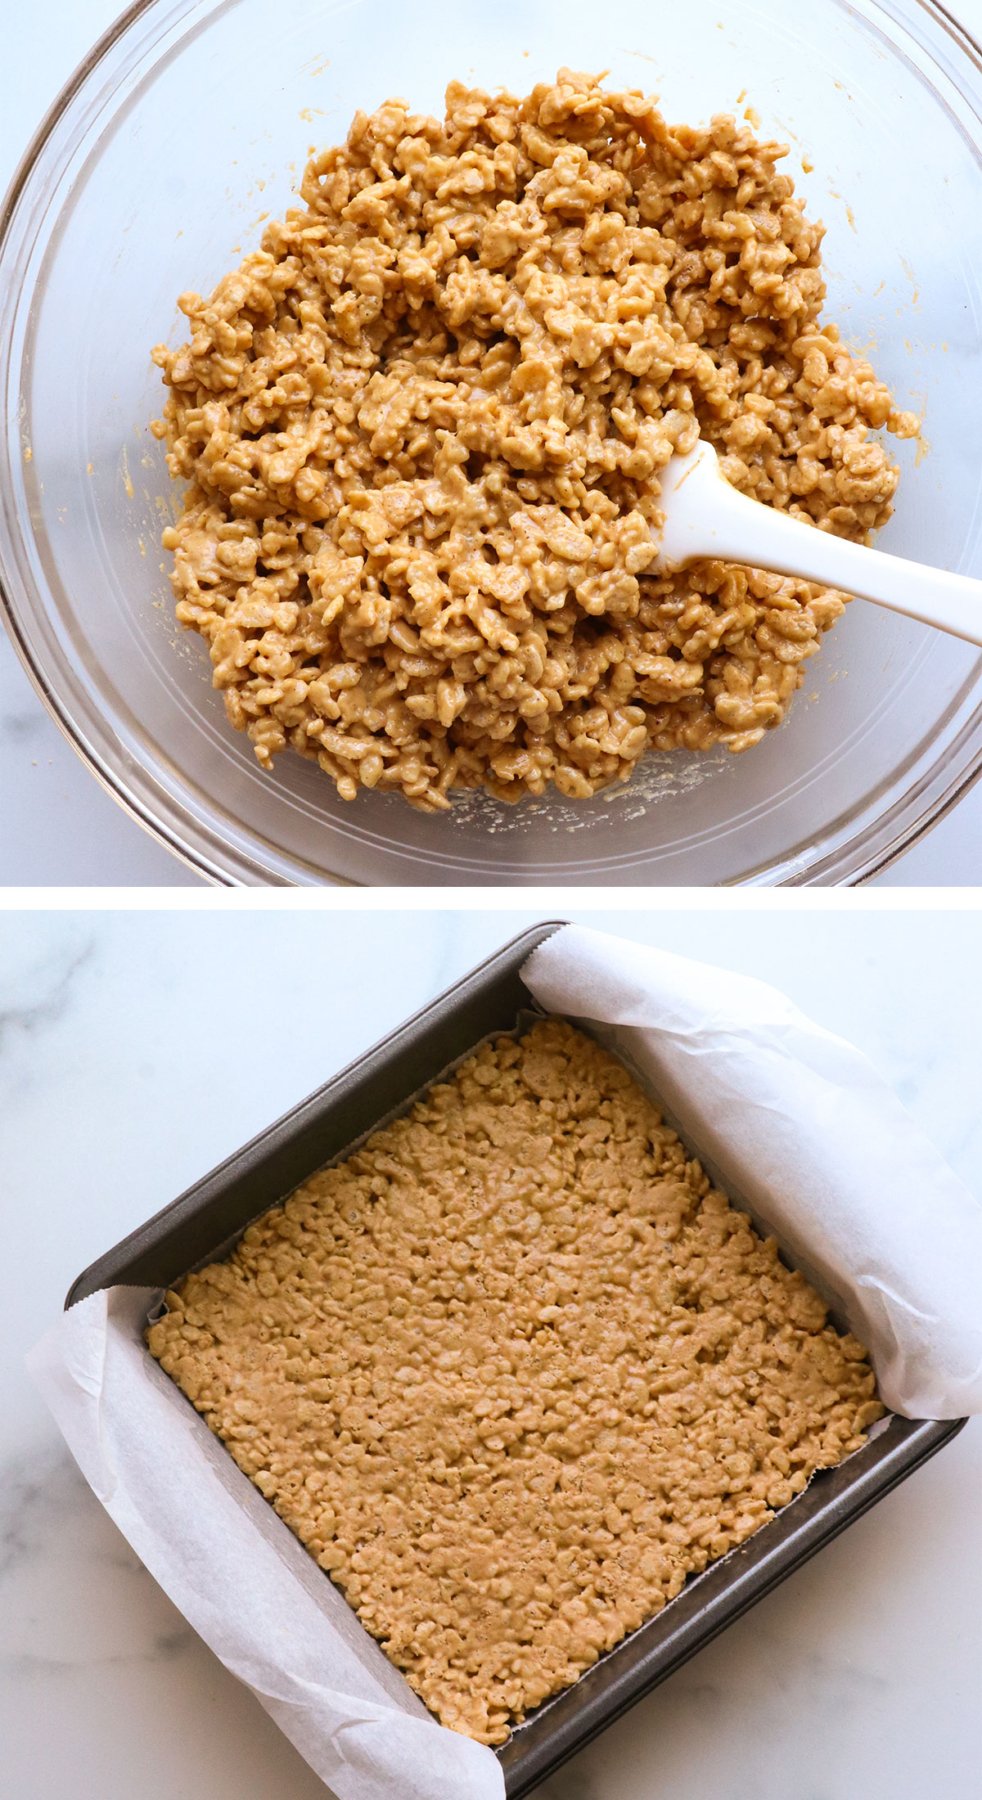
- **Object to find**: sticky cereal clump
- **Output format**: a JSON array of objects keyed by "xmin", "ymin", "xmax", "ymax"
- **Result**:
[{"xmin": 151, "ymin": 72, "xmax": 917, "ymax": 810}]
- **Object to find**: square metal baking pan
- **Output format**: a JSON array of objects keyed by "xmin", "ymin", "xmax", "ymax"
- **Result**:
[{"xmin": 67, "ymin": 922, "xmax": 966, "ymax": 1797}]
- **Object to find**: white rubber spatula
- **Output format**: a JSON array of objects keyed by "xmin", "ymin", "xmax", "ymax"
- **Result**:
[{"xmin": 655, "ymin": 440, "xmax": 982, "ymax": 648}]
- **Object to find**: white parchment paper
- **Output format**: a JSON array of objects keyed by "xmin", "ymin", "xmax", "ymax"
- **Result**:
[
  {"xmin": 27, "ymin": 1287, "xmax": 505, "ymax": 1800},
  {"xmin": 523, "ymin": 924, "xmax": 982, "ymax": 1418},
  {"xmin": 27, "ymin": 925, "xmax": 982, "ymax": 1800}
]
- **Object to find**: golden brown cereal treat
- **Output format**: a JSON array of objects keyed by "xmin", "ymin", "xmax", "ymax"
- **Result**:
[
  {"xmin": 152, "ymin": 73, "xmax": 917, "ymax": 811},
  {"xmin": 147, "ymin": 1021, "xmax": 884, "ymax": 1743}
]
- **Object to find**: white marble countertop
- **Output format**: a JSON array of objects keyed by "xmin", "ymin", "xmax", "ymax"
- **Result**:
[
  {"xmin": 2, "ymin": 908, "xmax": 980, "ymax": 1799},
  {"xmin": 3, "ymin": 0, "xmax": 982, "ymax": 886}
]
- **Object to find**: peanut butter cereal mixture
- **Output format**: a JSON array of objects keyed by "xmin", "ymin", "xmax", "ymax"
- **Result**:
[
  {"xmin": 147, "ymin": 1021, "xmax": 883, "ymax": 1744},
  {"xmin": 151, "ymin": 71, "xmax": 917, "ymax": 812}
]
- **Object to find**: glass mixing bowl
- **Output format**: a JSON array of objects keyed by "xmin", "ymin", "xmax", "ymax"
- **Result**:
[{"xmin": 2, "ymin": 0, "xmax": 981, "ymax": 886}]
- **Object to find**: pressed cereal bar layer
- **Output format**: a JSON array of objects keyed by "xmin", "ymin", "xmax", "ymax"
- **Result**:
[{"xmin": 147, "ymin": 1019, "xmax": 883, "ymax": 1744}]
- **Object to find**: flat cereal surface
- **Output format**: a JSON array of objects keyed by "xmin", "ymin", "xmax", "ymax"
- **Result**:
[{"xmin": 147, "ymin": 1019, "xmax": 883, "ymax": 1743}]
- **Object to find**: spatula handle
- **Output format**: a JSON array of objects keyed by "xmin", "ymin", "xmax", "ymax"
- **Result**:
[{"xmin": 660, "ymin": 444, "xmax": 982, "ymax": 649}]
